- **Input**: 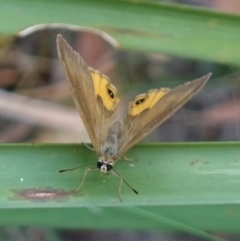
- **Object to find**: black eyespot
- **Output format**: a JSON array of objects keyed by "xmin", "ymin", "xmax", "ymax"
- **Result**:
[
  {"xmin": 106, "ymin": 164, "xmax": 112, "ymax": 171},
  {"xmin": 97, "ymin": 161, "xmax": 103, "ymax": 169},
  {"xmin": 108, "ymin": 88, "xmax": 114, "ymax": 99},
  {"xmin": 135, "ymin": 98, "xmax": 145, "ymax": 105}
]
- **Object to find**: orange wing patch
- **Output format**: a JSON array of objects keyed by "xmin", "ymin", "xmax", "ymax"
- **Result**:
[
  {"xmin": 90, "ymin": 68, "xmax": 119, "ymax": 111},
  {"xmin": 128, "ymin": 88, "xmax": 170, "ymax": 116}
]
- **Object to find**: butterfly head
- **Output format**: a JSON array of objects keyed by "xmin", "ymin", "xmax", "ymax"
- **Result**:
[{"xmin": 97, "ymin": 159, "xmax": 113, "ymax": 174}]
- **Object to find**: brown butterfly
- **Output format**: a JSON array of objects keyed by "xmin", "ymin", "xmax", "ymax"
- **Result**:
[{"xmin": 57, "ymin": 34, "xmax": 211, "ymax": 200}]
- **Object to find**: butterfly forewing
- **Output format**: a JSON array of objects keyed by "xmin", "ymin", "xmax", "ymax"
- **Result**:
[
  {"xmin": 116, "ymin": 73, "xmax": 211, "ymax": 158},
  {"xmin": 57, "ymin": 35, "xmax": 120, "ymax": 156}
]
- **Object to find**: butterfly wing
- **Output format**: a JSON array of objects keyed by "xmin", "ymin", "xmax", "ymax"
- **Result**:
[
  {"xmin": 57, "ymin": 34, "xmax": 119, "ymax": 155},
  {"xmin": 116, "ymin": 73, "xmax": 211, "ymax": 158}
]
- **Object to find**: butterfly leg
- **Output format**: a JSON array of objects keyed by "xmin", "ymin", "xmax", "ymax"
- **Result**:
[
  {"xmin": 113, "ymin": 169, "xmax": 138, "ymax": 201},
  {"xmin": 82, "ymin": 142, "xmax": 94, "ymax": 151},
  {"xmin": 76, "ymin": 167, "xmax": 97, "ymax": 192},
  {"xmin": 123, "ymin": 155, "xmax": 137, "ymax": 162}
]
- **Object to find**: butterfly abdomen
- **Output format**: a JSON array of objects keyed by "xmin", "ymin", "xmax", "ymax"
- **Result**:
[{"xmin": 101, "ymin": 121, "xmax": 122, "ymax": 159}]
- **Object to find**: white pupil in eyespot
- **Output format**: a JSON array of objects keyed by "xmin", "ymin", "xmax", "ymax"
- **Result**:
[
  {"xmin": 108, "ymin": 89, "xmax": 114, "ymax": 99},
  {"xmin": 135, "ymin": 98, "xmax": 145, "ymax": 105}
]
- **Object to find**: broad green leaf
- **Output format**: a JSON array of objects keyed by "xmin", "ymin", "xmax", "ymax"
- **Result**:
[{"xmin": 0, "ymin": 143, "xmax": 240, "ymax": 237}]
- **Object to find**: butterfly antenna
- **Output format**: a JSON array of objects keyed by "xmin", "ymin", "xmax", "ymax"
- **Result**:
[
  {"xmin": 59, "ymin": 163, "xmax": 95, "ymax": 173},
  {"xmin": 112, "ymin": 168, "xmax": 138, "ymax": 195}
]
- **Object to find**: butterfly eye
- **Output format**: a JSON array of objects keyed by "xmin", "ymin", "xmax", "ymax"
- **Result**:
[
  {"xmin": 106, "ymin": 164, "xmax": 112, "ymax": 171},
  {"xmin": 97, "ymin": 161, "xmax": 103, "ymax": 169},
  {"xmin": 108, "ymin": 88, "xmax": 115, "ymax": 99},
  {"xmin": 135, "ymin": 98, "xmax": 145, "ymax": 105}
]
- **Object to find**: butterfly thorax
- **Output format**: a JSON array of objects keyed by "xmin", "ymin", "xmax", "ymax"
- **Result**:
[{"xmin": 97, "ymin": 121, "xmax": 122, "ymax": 174}]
